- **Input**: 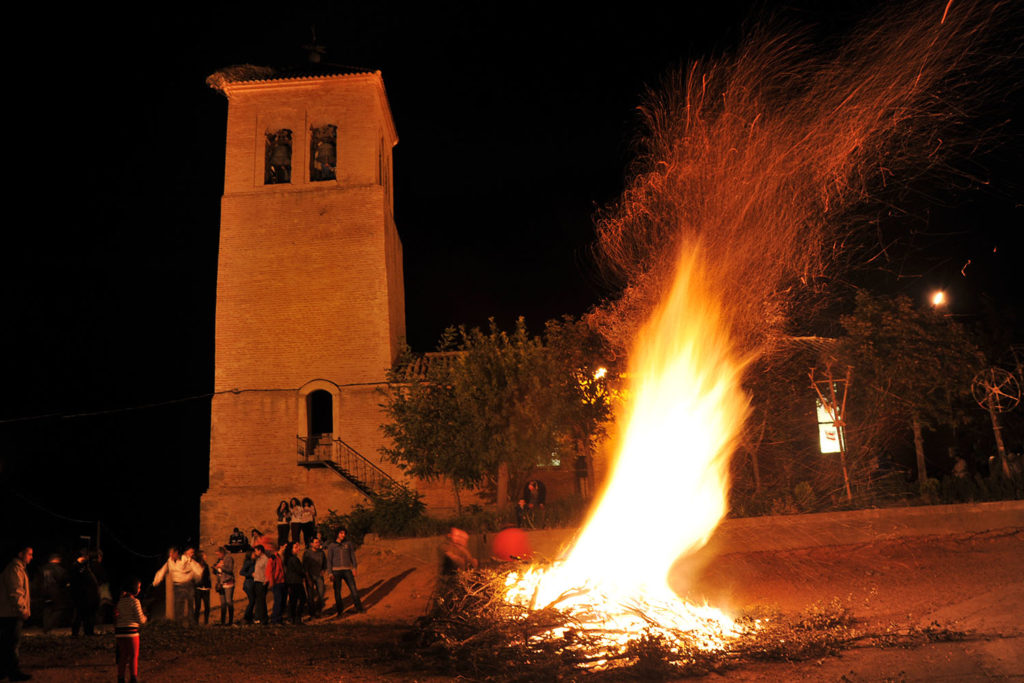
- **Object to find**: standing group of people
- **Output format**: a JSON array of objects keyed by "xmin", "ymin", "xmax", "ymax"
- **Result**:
[
  {"xmin": 2, "ymin": 544, "xmax": 147, "ymax": 683},
  {"xmin": 149, "ymin": 525, "xmax": 367, "ymax": 631},
  {"xmin": 236, "ymin": 527, "xmax": 363, "ymax": 626},
  {"xmin": 36, "ymin": 548, "xmax": 108, "ymax": 636},
  {"xmin": 152, "ymin": 546, "xmax": 206, "ymax": 625},
  {"xmin": 150, "ymin": 545, "xmax": 240, "ymax": 627},
  {"xmin": 275, "ymin": 497, "xmax": 318, "ymax": 547},
  {"xmin": 34, "ymin": 548, "xmax": 111, "ymax": 637},
  {"xmin": 515, "ymin": 479, "xmax": 547, "ymax": 528}
]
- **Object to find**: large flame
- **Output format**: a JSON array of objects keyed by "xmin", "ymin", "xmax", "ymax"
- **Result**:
[{"xmin": 504, "ymin": 250, "xmax": 749, "ymax": 649}]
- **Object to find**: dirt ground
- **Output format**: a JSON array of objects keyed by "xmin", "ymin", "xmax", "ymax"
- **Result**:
[
  {"xmin": 18, "ymin": 527, "xmax": 1024, "ymax": 681},
  {"xmin": 684, "ymin": 528, "xmax": 1024, "ymax": 681}
]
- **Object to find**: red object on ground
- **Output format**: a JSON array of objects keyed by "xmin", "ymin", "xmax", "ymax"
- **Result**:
[{"xmin": 491, "ymin": 528, "xmax": 532, "ymax": 562}]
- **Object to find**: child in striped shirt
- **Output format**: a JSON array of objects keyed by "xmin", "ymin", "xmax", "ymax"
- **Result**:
[{"xmin": 115, "ymin": 576, "xmax": 147, "ymax": 683}]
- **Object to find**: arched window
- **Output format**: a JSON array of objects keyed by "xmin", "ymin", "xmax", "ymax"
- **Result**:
[
  {"xmin": 265, "ymin": 128, "xmax": 292, "ymax": 184},
  {"xmin": 310, "ymin": 124, "xmax": 337, "ymax": 181}
]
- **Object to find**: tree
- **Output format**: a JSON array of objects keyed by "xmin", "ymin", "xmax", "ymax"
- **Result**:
[
  {"xmin": 542, "ymin": 315, "xmax": 616, "ymax": 467},
  {"xmin": 380, "ymin": 317, "xmax": 615, "ymax": 514},
  {"xmin": 837, "ymin": 291, "xmax": 981, "ymax": 487},
  {"xmin": 380, "ymin": 337, "xmax": 483, "ymax": 516}
]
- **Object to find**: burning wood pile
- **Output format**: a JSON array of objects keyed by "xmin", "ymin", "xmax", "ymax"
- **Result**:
[{"xmin": 412, "ymin": 567, "xmax": 868, "ymax": 679}]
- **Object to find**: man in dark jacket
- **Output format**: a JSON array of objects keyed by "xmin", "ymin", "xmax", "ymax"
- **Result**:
[
  {"xmin": 301, "ymin": 538, "xmax": 328, "ymax": 617},
  {"xmin": 70, "ymin": 549, "xmax": 100, "ymax": 636},
  {"xmin": 326, "ymin": 529, "xmax": 364, "ymax": 615},
  {"xmin": 282, "ymin": 543, "xmax": 306, "ymax": 624},
  {"xmin": 238, "ymin": 549, "xmax": 255, "ymax": 625},
  {"xmin": 521, "ymin": 479, "xmax": 547, "ymax": 529},
  {"xmin": 40, "ymin": 553, "xmax": 71, "ymax": 633}
]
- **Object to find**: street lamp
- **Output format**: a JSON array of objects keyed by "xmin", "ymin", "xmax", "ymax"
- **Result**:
[{"xmin": 931, "ymin": 290, "xmax": 946, "ymax": 307}]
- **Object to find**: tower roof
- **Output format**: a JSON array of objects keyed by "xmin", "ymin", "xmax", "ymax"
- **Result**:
[
  {"xmin": 206, "ymin": 62, "xmax": 398, "ymax": 143},
  {"xmin": 206, "ymin": 63, "xmax": 378, "ymax": 95}
]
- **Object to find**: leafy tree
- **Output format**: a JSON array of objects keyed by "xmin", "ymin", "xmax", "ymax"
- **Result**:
[
  {"xmin": 380, "ymin": 317, "xmax": 615, "ymax": 514},
  {"xmin": 380, "ymin": 332, "xmax": 483, "ymax": 516},
  {"xmin": 837, "ymin": 291, "xmax": 981, "ymax": 486},
  {"xmin": 542, "ymin": 316, "xmax": 616, "ymax": 463},
  {"xmin": 452, "ymin": 318, "xmax": 556, "ymax": 511}
]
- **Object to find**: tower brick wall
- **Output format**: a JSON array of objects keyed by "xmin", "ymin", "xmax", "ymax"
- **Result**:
[
  {"xmin": 200, "ymin": 70, "xmax": 410, "ymax": 550},
  {"xmin": 215, "ymin": 187, "xmax": 398, "ymax": 390}
]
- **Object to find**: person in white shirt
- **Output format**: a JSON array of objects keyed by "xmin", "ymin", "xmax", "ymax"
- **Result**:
[
  {"xmin": 152, "ymin": 547, "xmax": 201, "ymax": 623},
  {"xmin": 289, "ymin": 498, "xmax": 304, "ymax": 544},
  {"xmin": 300, "ymin": 497, "xmax": 318, "ymax": 545}
]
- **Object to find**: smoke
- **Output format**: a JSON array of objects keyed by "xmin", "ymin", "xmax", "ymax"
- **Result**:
[{"xmin": 590, "ymin": 0, "xmax": 1016, "ymax": 360}]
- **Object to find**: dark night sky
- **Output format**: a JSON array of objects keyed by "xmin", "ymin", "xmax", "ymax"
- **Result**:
[{"xmin": 2, "ymin": 1, "xmax": 1021, "ymax": 569}]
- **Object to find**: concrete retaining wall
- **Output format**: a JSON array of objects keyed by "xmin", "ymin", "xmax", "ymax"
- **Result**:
[
  {"xmin": 362, "ymin": 500, "xmax": 1024, "ymax": 563},
  {"xmin": 707, "ymin": 499, "xmax": 1024, "ymax": 555}
]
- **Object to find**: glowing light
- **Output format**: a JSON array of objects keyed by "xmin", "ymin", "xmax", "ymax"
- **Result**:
[
  {"xmin": 593, "ymin": 366, "xmax": 608, "ymax": 380},
  {"xmin": 931, "ymin": 290, "xmax": 946, "ymax": 307}
]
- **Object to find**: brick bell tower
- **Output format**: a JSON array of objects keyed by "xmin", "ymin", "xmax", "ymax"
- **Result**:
[{"xmin": 200, "ymin": 64, "xmax": 406, "ymax": 549}]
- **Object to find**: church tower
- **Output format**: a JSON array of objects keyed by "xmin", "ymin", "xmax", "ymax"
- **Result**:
[{"xmin": 200, "ymin": 65, "xmax": 406, "ymax": 548}]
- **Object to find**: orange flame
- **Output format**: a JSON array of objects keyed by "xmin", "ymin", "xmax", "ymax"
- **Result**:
[
  {"xmin": 565, "ymin": 251, "xmax": 745, "ymax": 592},
  {"xmin": 504, "ymin": 250, "xmax": 749, "ymax": 648}
]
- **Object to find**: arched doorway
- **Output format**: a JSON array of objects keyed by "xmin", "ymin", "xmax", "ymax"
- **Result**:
[{"xmin": 307, "ymin": 389, "xmax": 334, "ymax": 459}]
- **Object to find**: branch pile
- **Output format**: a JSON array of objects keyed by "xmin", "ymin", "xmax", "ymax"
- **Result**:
[{"xmin": 407, "ymin": 571, "xmax": 969, "ymax": 681}]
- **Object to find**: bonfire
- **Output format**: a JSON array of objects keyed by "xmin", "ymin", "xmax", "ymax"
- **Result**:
[{"xmin": 415, "ymin": 1, "xmax": 1008, "ymax": 678}]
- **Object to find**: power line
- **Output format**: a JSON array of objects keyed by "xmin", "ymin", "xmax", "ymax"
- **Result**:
[
  {"xmin": 0, "ymin": 381, "xmax": 391, "ymax": 425},
  {"xmin": 0, "ymin": 392, "xmax": 214, "ymax": 425},
  {"xmin": 8, "ymin": 489, "xmax": 163, "ymax": 559}
]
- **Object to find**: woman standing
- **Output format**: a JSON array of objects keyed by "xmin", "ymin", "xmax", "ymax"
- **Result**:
[
  {"xmin": 212, "ymin": 546, "xmax": 235, "ymax": 626},
  {"xmin": 301, "ymin": 497, "xmax": 318, "ymax": 545},
  {"xmin": 193, "ymin": 550, "xmax": 211, "ymax": 625},
  {"xmin": 276, "ymin": 501, "xmax": 291, "ymax": 547},
  {"xmin": 289, "ymin": 497, "xmax": 304, "ymax": 544}
]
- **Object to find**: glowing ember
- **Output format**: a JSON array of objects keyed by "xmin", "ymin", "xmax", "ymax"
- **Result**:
[
  {"xmin": 503, "ymin": 252, "xmax": 749, "ymax": 652},
  {"xmin": 504, "ymin": 564, "xmax": 745, "ymax": 653}
]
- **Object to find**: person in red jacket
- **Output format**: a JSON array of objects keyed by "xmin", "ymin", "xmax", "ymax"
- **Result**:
[{"xmin": 266, "ymin": 546, "xmax": 286, "ymax": 625}]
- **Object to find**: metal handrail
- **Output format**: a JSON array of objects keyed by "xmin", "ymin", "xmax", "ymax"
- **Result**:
[
  {"xmin": 333, "ymin": 437, "xmax": 399, "ymax": 495},
  {"xmin": 296, "ymin": 434, "xmax": 398, "ymax": 497}
]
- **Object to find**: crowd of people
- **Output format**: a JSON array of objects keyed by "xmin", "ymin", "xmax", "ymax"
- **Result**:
[
  {"xmin": 151, "ymin": 524, "xmax": 363, "ymax": 629},
  {"xmin": 2, "ymin": 543, "xmax": 148, "ymax": 682},
  {"xmin": 0, "ymin": 494, "xmax": 533, "ymax": 681}
]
